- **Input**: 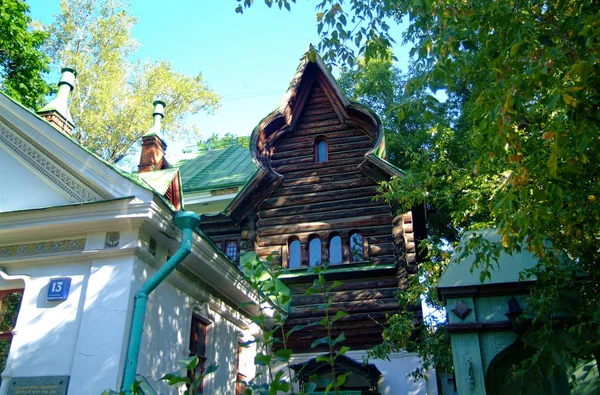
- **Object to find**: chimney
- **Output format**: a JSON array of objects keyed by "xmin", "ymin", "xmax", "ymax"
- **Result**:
[
  {"xmin": 37, "ymin": 68, "xmax": 77, "ymax": 136},
  {"xmin": 138, "ymin": 100, "xmax": 167, "ymax": 173}
]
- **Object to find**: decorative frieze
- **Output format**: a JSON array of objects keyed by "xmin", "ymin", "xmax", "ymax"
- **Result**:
[
  {"xmin": 0, "ymin": 238, "xmax": 86, "ymax": 258},
  {"xmin": 0, "ymin": 116, "xmax": 111, "ymax": 202}
]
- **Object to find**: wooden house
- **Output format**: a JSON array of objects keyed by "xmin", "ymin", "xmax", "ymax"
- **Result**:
[{"xmin": 175, "ymin": 49, "xmax": 433, "ymax": 394}]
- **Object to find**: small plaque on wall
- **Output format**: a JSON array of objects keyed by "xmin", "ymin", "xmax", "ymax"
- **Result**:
[
  {"xmin": 7, "ymin": 376, "xmax": 69, "ymax": 395},
  {"xmin": 46, "ymin": 278, "xmax": 71, "ymax": 301}
]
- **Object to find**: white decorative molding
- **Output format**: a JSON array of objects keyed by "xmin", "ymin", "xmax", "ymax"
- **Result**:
[{"xmin": 0, "ymin": 116, "xmax": 111, "ymax": 202}]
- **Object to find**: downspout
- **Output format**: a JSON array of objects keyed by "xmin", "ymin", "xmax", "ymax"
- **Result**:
[{"xmin": 121, "ymin": 211, "xmax": 201, "ymax": 393}]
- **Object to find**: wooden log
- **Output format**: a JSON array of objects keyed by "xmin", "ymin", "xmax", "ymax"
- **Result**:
[
  {"xmin": 284, "ymin": 311, "xmax": 392, "ymax": 327},
  {"xmin": 281, "ymin": 172, "xmax": 366, "ymax": 188},
  {"xmin": 257, "ymin": 213, "xmax": 392, "ymax": 237},
  {"xmin": 296, "ymin": 111, "xmax": 340, "ymax": 124},
  {"xmin": 258, "ymin": 205, "xmax": 389, "ymax": 227},
  {"xmin": 271, "ymin": 149, "xmax": 366, "ymax": 168},
  {"xmin": 302, "ymin": 106, "xmax": 337, "ymax": 117},
  {"xmin": 258, "ymin": 196, "xmax": 388, "ymax": 219},
  {"xmin": 293, "ymin": 117, "xmax": 341, "ymax": 131},
  {"xmin": 291, "ymin": 288, "xmax": 397, "ymax": 306},
  {"xmin": 260, "ymin": 186, "xmax": 379, "ymax": 210},
  {"xmin": 279, "ymin": 164, "xmax": 363, "ymax": 180},
  {"xmin": 289, "ymin": 298, "xmax": 399, "ymax": 318},
  {"xmin": 280, "ymin": 125, "xmax": 368, "ymax": 139},
  {"xmin": 273, "ymin": 157, "xmax": 363, "ymax": 174},
  {"xmin": 288, "ymin": 278, "xmax": 398, "ymax": 295},
  {"xmin": 272, "ymin": 135, "xmax": 369, "ymax": 159},
  {"xmin": 269, "ymin": 178, "xmax": 379, "ymax": 198}
]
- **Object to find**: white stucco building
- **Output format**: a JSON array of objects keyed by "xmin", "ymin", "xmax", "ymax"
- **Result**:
[{"xmin": 0, "ymin": 71, "xmax": 263, "ymax": 395}]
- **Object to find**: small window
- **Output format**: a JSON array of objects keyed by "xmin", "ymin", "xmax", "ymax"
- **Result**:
[
  {"xmin": 349, "ymin": 232, "xmax": 364, "ymax": 262},
  {"xmin": 0, "ymin": 289, "xmax": 23, "ymax": 373},
  {"xmin": 288, "ymin": 237, "xmax": 301, "ymax": 269},
  {"xmin": 309, "ymin": 235, "xmax": 322, "ymax": 266},
  {"xmin": 236, "ymin": 341, "xmax": 247, "ymax": 395},
  {"xmin": 329, "ymin": 234, "xmax": 342, "ymax": 264},
  {"xmin": 315, "ymin": 137, "xmax": 328, "ymax": 163},
  {"xmin": 225, "ymin": 241, "xmax": 239, "ymax": 262},
  {"xmin": 189, "ymin": 315, "xmax": 209, "ymax": 393}
]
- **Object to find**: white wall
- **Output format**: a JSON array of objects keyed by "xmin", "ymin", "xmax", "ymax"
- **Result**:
[
  {"xmin": 134, "ymin": 254, "xmax": 259, "ymax": 395},
  {"xmin": 0, "ymin": 261, "xmax": 89, "ymax": 385},
  {"xmin": 0, "ymin": 144, "xmax": 71, "ymax": 212}
]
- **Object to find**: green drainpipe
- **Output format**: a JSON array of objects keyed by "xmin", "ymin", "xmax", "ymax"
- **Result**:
[{"xmin": 121, "ymin": 210, "xmax": 201, "ymax": 393}]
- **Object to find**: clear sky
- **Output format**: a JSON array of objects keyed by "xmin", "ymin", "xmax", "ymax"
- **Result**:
[{"xmin": 27, "ymin": 1, "xmax": 410, "ymax": 153}]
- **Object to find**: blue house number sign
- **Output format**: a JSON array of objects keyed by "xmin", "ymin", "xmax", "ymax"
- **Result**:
[{"xmin": 46, "ymin": 278, "xmax": 71, "ymax": 301}]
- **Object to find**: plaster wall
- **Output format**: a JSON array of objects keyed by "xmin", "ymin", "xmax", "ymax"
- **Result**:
[
  {"xmin": 0, "ymin": 228, "xmax": 143, "ymax": 395},
  {"xmin": 133, "ymin": 256, "xmax": 258, "ymax": 395},
  {"xmin": 0, "ymin": 260, "xmax": 90, "ymax": 391},
  {"xmin": 0, "ymin": 144, "xmax": 71, "ymax": 212}
]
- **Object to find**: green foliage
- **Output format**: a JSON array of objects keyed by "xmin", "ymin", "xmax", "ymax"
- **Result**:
[
  {"xmin": 197, "ymin": 132, "xmax": 250, "ymax": 150},
  {"xmin": 101, "ymin": 356, "xmax": 217, "ymax": 395},
  {"xmin": 0, "ymin": 0, "xmax": 50, "ymax": 108},
  {"xmin": 239, "ymin": 254, "xmax": 350, "ymax": 394},
  {"xmin": 45, "ymin": 0, "xmax": 220, "ymax": 163},
  {"xmin": 329, "ymin": 0, "xmax": 600, "ymax": 385}
]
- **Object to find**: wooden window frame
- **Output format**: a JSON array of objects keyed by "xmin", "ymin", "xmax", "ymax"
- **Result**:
[
  {"xmin": 308, "ymin": 234, "xmax": 322, "ymax": 267},
  {"xmin": 315, "ymin": 137, "xmax": 328, "ymax": 163},
  {"xmin": 287, "ymin": 237, "xmax": 301, "ymax": 269},
  {"xmin": 225, "ymin": 241, "xmax": 239, "ymax": 262},
  {"xmin": 236, "ymin": 340, "xmax": 247, "ymax": 395},
  {"xmin": 349, "ymin": 231, "xmax": 364, "ymax": 263},
  {"xmin": 188, "ymin": 314, "xmax": 210, "ymax": 393}
]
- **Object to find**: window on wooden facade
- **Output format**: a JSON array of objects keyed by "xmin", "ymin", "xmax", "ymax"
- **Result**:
[
  {"xmin": 0, "ymin": 289, "xmax": 23, "ymax": 373},
  {"xmin": 329, "ymin": 234, "xmax": 342, "ymax": 264},
  {"xmin": 349, "ymin": 232, "xmax": 364, "ymax": 262},
  {"xmin": 189, "ymin": 315, "xmax": 209, "ymax": 393},
  {"xmin": 315, "ymin": 137, "xmax": 328, "ymax": 162},
  {"xmin": 225, "ymin": 241, "xmax": 239, "ymax": 262},
  {"xmin": 288, "ymin": 237, "xmax": 301, "ymax": 269},
  {"xmin": 308, "ymin": 235, "xmax": 322, "ymax": 266}
]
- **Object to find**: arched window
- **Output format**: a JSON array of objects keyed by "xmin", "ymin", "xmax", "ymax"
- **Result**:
[
  {"xmin": 288, "ymin": 237, "xmax": 301, "ymax": 269},
  {"xmin": 308, "ymin": 235, "xmax": 322, "ymax": 266},
  {"xmin": 329, "ymin": 234, "xmax": 342, "ymax": 264},
  {"xmin": 349, "ymin": 232, "xmax": 364, "ymax": 262},
  {"xmin": 315, "ymin": 137, "xmax": 328, "ymax": 163},
  {"xmin": 225, "ymin": 241, "xmax": 239, "ymax": 262}
]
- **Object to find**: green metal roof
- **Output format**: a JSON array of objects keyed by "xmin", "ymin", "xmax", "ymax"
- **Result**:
[
  {"xmin": 172, "ymin": 145, "xmax": 257, "ymax": 193},
  {"xmin": 437, "ymin": 229, "xmax": 539, "ymax": 289}
]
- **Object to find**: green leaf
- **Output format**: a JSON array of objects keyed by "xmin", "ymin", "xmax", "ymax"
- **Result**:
[
  {"xmin": 331, "ymin": 310, "xmax": 348, "ymax": 323},
  {"xmin": 255, "ymin": 352, "xmax": 272, "ymax": 366},
  {"xmin": 274, "ymin": 348, "xmax": 293, "ymax": 362},
  {"xmin": 160, "ymin": 373, "xmax": 190, "ymax": 385},
  {"xmin": 311, "ymin": 336, "xmax": 331, "ymax": 348},
  {"xmin": 329, "ymin": 332, "xmax": 346, "ymax": 346}
]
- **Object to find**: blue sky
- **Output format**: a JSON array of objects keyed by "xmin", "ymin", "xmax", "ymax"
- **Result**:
[{"xmin": 27, "ymin": 1, "xmax": 411, "ymax": 152}]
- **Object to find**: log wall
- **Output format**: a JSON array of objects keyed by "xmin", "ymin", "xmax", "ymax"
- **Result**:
[{"xmin": 255, "ymin": 82, "xmax": 405, "ymax": 352}]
